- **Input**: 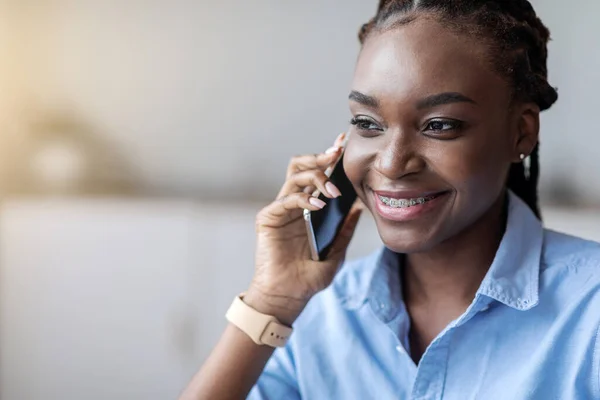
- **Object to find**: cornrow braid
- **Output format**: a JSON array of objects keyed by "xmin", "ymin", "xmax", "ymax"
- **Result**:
[{"xmin": 358, "ymin": 0, "xmax": 558, "ymax": 219}]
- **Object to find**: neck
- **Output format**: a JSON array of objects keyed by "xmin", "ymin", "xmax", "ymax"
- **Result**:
[{"xmin": 403, "ymin": 192, "xmax": 508, "ymax": 309}]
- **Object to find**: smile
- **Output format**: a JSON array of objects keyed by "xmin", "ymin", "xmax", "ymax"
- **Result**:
[
  {"xmin": 372, "ymin": 190, "xmax": 449, "ymax": 222},
  {"xmin": 377, "ymin": 194, "xmax": 438, "ymax": 208}
]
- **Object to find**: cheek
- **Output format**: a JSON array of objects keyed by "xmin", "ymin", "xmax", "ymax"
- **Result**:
[
  {"xmin": 430, "ymin": 133, "xmax": 510, "ymax": 197},
  {"xmin": 342, "ymin": 138, "xmax": 372, "ymax": 193}
]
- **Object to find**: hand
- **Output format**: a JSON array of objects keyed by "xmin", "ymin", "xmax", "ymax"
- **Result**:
[{"xmin": 245, "ymin": 133, "xmax": 363, "ymax": 325}]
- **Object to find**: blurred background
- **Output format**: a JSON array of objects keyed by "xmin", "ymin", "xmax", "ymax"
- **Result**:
[{"xmin": 0, "ymin": 0, "xmax": 599, "ymax": 399}]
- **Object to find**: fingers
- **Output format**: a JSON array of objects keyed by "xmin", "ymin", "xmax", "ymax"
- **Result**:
[
  {"xmin": 257, "ymin": 192, "xmax": 326, "ymax": 228},
  {"xmin": 285, "ymin": 150, "xmax": 340, "ymax": 179},
  {"xmin": 262, "ymin": 132, "xmax": 347, "ymax": 229},
  {"xmin": 278, "ymin": 170, "xmax": 341, "ymax": 199},
  {"xmin": 303, "ymin": 185, "xmax": 317, "ymax": 195},
  {"xmin": 333, "ymin": 132, "xmax": 347, "ymax": 148},
  {"xmin": 285, "ymin": 133, "xmax": 346, "ymax": 179}
]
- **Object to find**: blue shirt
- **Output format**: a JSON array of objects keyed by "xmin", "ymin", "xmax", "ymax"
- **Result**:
[{"xmin": 248, "ymin": 193, "xmax": 600, "ymax": 400}]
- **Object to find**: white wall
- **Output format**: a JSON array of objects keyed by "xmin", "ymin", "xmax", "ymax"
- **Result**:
[
  {"xmin": 0, "ymin": 200, "xmax": 383, "ymax": 400},
  {"xmin": 1, "ymin": 199, "xmax": 599, "ymax": 400},
  {"xmin": 1, "ymin": 0, "xmax": 375, "ymax": 199},
  {"xmin": 2, "ymin": 0, "xmax": 599, "ymax": 203},
  {"xmin": 529, "ymin": 0, "xmax": 600, "ymax": 203}
]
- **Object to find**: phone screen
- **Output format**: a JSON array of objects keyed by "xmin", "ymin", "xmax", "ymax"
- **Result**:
[{"xmin": 309, "ymin": 154, "xmax": 358, "ymax": 260}]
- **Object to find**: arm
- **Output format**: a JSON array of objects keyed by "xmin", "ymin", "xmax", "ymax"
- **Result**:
[
  {"xmin": 178, "ymin": 290, "xmax": 304, "ymax": 400},
  {"xmin": 178, "ymin": 134, "xmax": 361, "ymax": 399}
]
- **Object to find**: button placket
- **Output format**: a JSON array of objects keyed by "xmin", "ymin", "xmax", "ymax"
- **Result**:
[{"xmin": 411, "ymin": 334, "xmax": 452, "ymax": 400}]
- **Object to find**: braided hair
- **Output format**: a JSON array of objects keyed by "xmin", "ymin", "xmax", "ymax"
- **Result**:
[{"xmin": 358, "ymin": 0, "xmax": 558, "ymax": 219}]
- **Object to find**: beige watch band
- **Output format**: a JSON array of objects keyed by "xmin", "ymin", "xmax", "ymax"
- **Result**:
[{"xmin": 225, "ymin": 294, "xmax": 293, "ymax": 347}]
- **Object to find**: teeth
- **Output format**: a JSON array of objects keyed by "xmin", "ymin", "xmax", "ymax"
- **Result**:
[{"xmin": 378, "ymin": 194, "xmax": 433, "ymax": 208}]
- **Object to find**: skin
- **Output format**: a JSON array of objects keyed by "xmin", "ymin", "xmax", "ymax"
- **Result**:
[
  {"xmin": 179, "ymin": 14, "xmax": 541, "ymax": 399},
  {"xmin": 345, "ymin": 16, "xmax": 540, "ymax": 362}
]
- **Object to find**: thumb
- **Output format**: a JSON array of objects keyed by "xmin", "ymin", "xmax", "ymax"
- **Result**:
[{"xmin": 326, "ymin": 200, "xmax": 363, "ymax": 261}]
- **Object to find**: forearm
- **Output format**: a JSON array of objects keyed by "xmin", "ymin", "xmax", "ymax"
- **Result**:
[
  {"xmin": 178, "ymin": 323, "xmax": 275, "ymax": 400},
  {"xmin": 178, "ymin": 290, "xmax": 305, "ymax": 400}
]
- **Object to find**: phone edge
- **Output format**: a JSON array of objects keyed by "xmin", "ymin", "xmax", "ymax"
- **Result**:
[{"xmin": 303, "ymin": 209, "xmax": 321, "ymax": 261}]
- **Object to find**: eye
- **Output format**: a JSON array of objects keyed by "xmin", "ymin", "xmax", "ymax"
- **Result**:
[
  {"xmin": 424, "ymin": 119, "xmax": 463, "ymax": 132},
  {"xmin": 350, "ymin": 116, "xmax": 383, "ymax": 135}
]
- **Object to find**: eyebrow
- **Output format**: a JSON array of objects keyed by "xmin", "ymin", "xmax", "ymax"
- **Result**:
[
  {"xmin": 348, "ymin": 90, "xmax": 477, "ymax": 109},
  {"xmin": 349, "ymin": 91, "xmax": 379, "ymax": 108},
  {"xmin": 416, "ymin": 92, "xmax": 477, "ymax": 109}
]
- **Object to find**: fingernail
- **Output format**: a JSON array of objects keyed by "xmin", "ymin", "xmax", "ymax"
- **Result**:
[
  {"xmin": 309, "ymin": 197, "xmax": 326, "ymax": 209},
  {"xmin": 325, "ymin": 182, "xmax": 341, "ymax": 198},
  {"xmin": 325, "ymin": 146, "xmax": 340, "ymax": 154}
]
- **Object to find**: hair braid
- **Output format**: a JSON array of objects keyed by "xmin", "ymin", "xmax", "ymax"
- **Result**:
[{"xmin": 357, "ymin": 0, "xmax": 558, "ymax": 219}]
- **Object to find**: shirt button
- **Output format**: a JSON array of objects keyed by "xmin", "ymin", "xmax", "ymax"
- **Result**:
[{"xmin": 396, "ymin": 345, "xmax": 403, "ymax": 353}]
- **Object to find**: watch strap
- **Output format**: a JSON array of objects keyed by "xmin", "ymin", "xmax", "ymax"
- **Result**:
[{"xmin": 226, "ymin": 294, "xmax": 293, "ymax": 347}]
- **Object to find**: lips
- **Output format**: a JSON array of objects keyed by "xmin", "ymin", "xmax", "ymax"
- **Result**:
[
  {"xmin": 370, "ymin": 187, "xmax": 450, "ymax": 222},
  {"xmin": 373, "ymin": 189, "xmax": 449, "ymax": 200}
]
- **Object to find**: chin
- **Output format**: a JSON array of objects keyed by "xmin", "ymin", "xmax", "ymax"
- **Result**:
[
  {"xmin": 376, "ymin": 228, "xmax": 440, "ymax": 254},
  {"xmin": 380, "ymin": 237, "xmax": 435, "ymax": 254}
]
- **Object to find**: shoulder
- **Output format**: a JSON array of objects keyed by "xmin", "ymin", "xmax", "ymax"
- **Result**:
[
  {"xmin": 542, "ymin": 228, "xmax": 600, "ymax": 271},
  {"xmin": 538, "ymin": 230, "xmax": 600, "ymax": 388},
  {"xmin": 539, "ymin": 229, "xmax": 600, "ymax": 310}
]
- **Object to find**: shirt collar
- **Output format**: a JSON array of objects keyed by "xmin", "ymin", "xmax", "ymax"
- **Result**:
[
  {"xmin": 340, "ymin": 190, "xmax": 543, "ymax": 315},
  {"xmin": 477, "ymin": 191, "xmax": 543, "ymax": 310}
]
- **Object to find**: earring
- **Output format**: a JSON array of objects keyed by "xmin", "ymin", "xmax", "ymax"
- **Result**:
[{"xmin": 521, "ymin": 153, "xmax": 531, "ymax": 180}]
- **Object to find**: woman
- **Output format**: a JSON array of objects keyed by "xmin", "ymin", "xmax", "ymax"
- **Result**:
[{"xmin": 181, "ymin": 1, "xmax": 600, "ymax": 399}]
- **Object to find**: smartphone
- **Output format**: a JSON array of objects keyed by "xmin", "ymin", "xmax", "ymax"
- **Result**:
[{"xmin": 303, "ymin": 151, "xmax": 358, "ymax": 261}]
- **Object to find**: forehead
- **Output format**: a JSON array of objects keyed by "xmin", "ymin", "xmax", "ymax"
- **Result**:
[{"xmin": 352, "ymin": 17, "xmax": 510, "ymax": 105}]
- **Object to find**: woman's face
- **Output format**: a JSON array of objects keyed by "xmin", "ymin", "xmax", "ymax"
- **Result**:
[{"xmin": 344, "ymin": 17, "xmax": 532, "ymax": 253}]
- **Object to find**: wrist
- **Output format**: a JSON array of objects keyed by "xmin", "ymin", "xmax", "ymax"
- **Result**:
[{"xmin": 243, "ymin": 286, "xmax": 308, "ymax": 327}]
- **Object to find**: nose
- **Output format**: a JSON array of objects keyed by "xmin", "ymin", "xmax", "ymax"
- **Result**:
[{"xmin": 373, "ymin": 131, "xmax": 425, "ymax": 180}]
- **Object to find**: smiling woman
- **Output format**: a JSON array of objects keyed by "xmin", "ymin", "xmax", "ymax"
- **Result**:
[
  {"xmin": 179, "ymin": 1, "xmax": 600, "ymax": 400},
  {"xmin": 344, "ymin": 10, "xmax": 543, "ymax": 256}
]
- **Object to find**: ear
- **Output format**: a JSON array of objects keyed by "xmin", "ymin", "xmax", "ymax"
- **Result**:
[{"xmin": 511, "ymin": 102, "xmax": 540, "ymax": 162}]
